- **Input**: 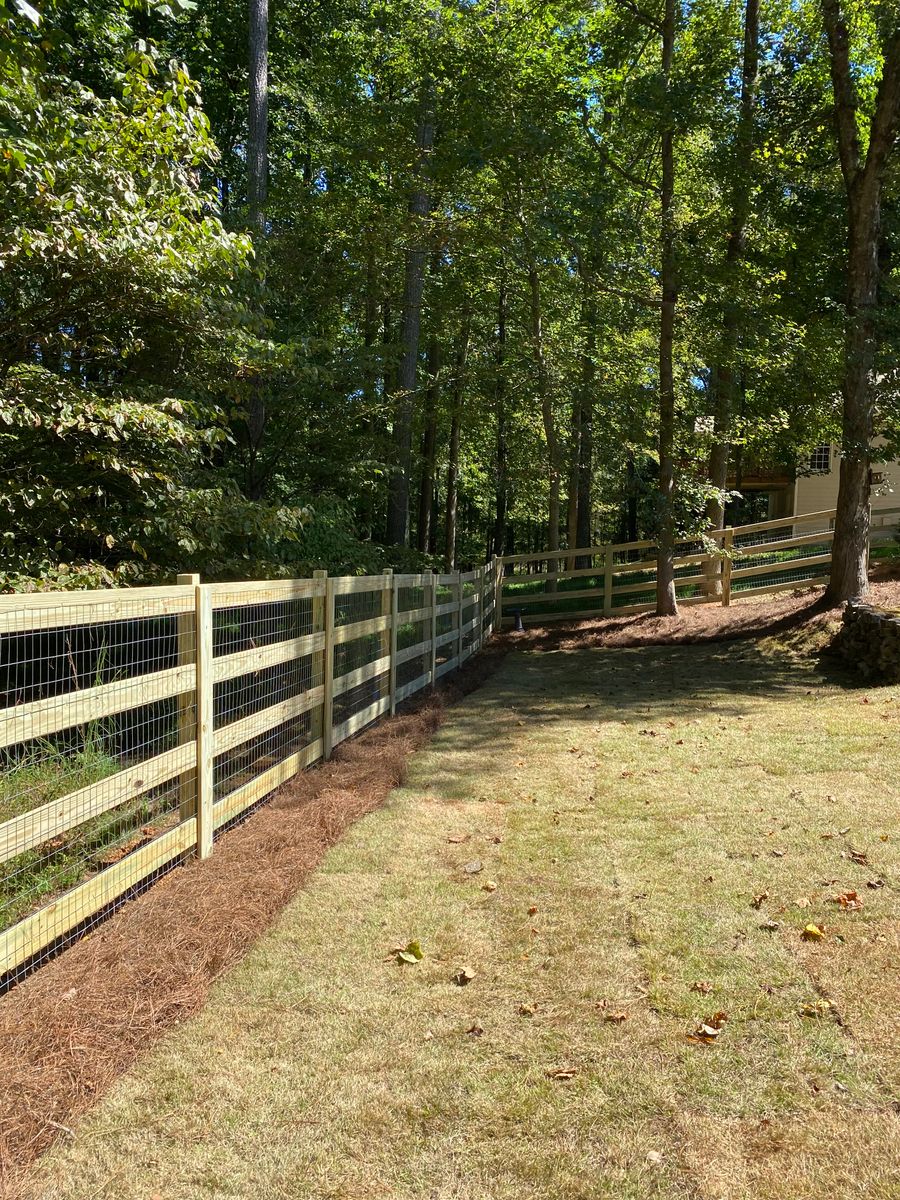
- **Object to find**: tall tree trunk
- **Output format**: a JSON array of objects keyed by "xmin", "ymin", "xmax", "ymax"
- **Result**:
[
  {"xmin": 529, "ymin": 265, "xmax": 560, "ymax": 588},
  {"xmin": 385, "ymin": 74, "xmax": 436, "ymax": 546},
  {"xmin": 704, "ymin": 0, "xmax": 760, "ymax": 593},
  {"xmin": 417, "ymin": 335, "xmax": 440, "ymax": 552},
  {"xmin": 493, "ymin": 273, "xmax": 509, "ymax": 559},
  {"xmin": 444, "ymin": 311, "xmax": 470, "ymax": 570},
  {"xmin": 821, "ymin": 2, "xmax": 900, "ymax": 601},
  {"xmin": 246, "ymin": 0, "xmax": 269, "ymax": 500},
  {"xmin": 656, "ymin": 0, "xmax": 678, "ymax": 616},
  {"xmin": 576, "ymin": 278, "xmax": 595, "ymax": 566}
]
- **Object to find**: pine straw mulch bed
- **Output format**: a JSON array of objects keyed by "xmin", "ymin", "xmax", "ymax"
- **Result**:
[{"xmin": 2, "ymin": 579, "xmax": 898, "ymax": 1195}]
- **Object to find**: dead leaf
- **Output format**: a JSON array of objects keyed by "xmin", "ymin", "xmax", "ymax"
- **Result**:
[
  {"xmin": 603, "ymin": 1010, "xmax": 628, "ymax": 1023},
  {"xmin": 751, "ymin": 891, "xmax": 769, "ymax": 909},
  {"xmin": 464, "ymin": 860, "xmax": 483, "ymax": 875},
  {"xmin": 646, "ymin": 1150, "xmax": 663, "ymax": 1166},
  {"xmin": 771, "ymin": 849, "xmax": 785, "ymax": 858},
  {"xmin": 800, "ymin": 999, "xmax": 834, "ymax": 1018},
  {"xmin": 466, "ymin": 1022, "xmax": 484, "ymax": 1036},
  {"xmin": 844, "ymin": 849, "xmax": 870, "ymax": 866},
  {"xmin": 690, "ymin": 981, "xmax": 713, "ymax": 995},
  {"xmin": 832, "ymin": 890, "xmax": 863, "ymax": 911},
  {"xmin": 519, "ymin": 1002, "xmax": 537, "ymax": 1016},
  {"xmin": 867, "ymin": 878, "xmax": 885, "ymax": 889},
  {"xmin": 528, "ymin": 904, "xmax": 538, "ymax": 916},
  {"xmin": 546, "ymin": 1066, "xmax": 578, "ymax": 1080},
  {"xmin": 801, "ymin": 924, "xmax": 825, "ymax": 942},
  {"xmin": 794, "ymin": 897, "xmax": 810, "ymax": 909},
  {"xmin": 447, "ymin": 834, "xmax": 470, "ymax": 844},
  {"xmin": 688, "ymin": 1012, "xmax": 728, "ymax": 1043},
  {"xmin": 395, "ymin": 940, "xmax": 424, "ymax": 964},
  {"xmin": 759, "ymin": 918, "xmax": 781, "ymax": 932},
  {"xmin": 452, "ymin": 966, "xmax": 476, "ymax": 986}
]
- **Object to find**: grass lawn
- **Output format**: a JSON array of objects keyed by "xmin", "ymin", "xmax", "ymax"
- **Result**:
[{"xmin": 26, "ymin": 636, "xmax": 900, "ymax": 1200}]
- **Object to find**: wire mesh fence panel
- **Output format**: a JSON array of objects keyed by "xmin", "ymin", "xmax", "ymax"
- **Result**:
[
  {"xmin": 0, "ymin": 565, "xmax": 498, "ymax": 982},
  {"xmin": 0, "ymin": 586, "xmax": 197, "ymax": 981},
  {"xmin": 209, "ymin": 584, "xmax": 324, "ymax": 825}
]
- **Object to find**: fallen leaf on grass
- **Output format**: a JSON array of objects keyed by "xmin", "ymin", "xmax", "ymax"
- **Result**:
[
  {"xmin": 395, "ymin": 940, "xmax": 424, "ymax": 964},
  {"xmin": 759, "ymin": 918, "xmax": 781, "ymax": 932},
  {"xmin": 464, "ymin": 860, "xmax": 483, "ymax": 875},
  {"xmin": 482, "ymin": 880, "xmax": 498, "ymax": 892},
  {"xmin": 771, "ymin": 849, "xmax": 785, "ymax": 858},
  {"xmin": 546, "ymin": 1066, "xmax": 578, "ymax": 1080},
  {"xmin": 519, "ymin": 1002, "xmax": 537, "ymax": 1016},
  {"xmin": 603, "ymin": 1010, "xmax": 629, "ymax": 1023},
  {"xmin": 466, "ymin": 1022, "xmax": 484, "ymax": 1036},
  {"xmin": 800, "ymin": 999, "xmax": 834, "ymax": 1018},
  {"xmin": 843, "ymin": 849, "xmax": 870, "ymax": 866},
  {"xmin": 452, "ymin": 966, "xmax": 476, "ymax": 986},
  {"xmin": 690, "ymin": 981, "xmax": 713, "ymax": 995},
  {"xmin": 528, "ymin": 904, "xmax": 538, "ymax": 916},
  {"xmin": 687, "ymin": 1012, "xmax": 728, "ymax": 1043},
  {"xmin": 447, "ymin": 833, "xmax": 470, "ymax": 844},
  {"xmin": 751, "ymin": 891, "xmax": 769, "ymax": 909},
  {"xmin": 801, "ymin": 924, "xmax": 825, "ymax": 942},
  {"xmin": 867, "ymin": 878, "xmax": 885, "ymax": 889},
  {"xmin": 832, "ymin": 891, "xmax": 863, "ymax": 911},
  {"xmin": 794, "ymin": 897, "xmax": 810, "ymax": 909},
  {"xmin": 646, "ymin": 1150, "xmax": 663, "ymax": 1166}
]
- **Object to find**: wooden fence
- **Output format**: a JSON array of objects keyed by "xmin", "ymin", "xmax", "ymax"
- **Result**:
[
  {"xmin": 0, "ymin": 563, "xmax": 498, "ymax": 980},
  {"xmin": 498, "ymin": 505, "xmax": 900, "ymax": 626}
]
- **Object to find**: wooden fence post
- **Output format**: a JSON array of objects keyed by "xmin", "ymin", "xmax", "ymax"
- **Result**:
[
  {"xmin": 603, "ymin": 546, "xmax": 613, "ymax": 616},
  {"xmin": 430, "ymin": 569, "xmax": 438, "ymax": 685},
  {"xmin": 194, "ymin": 582, "xmax": 214, "ymax": 859},
  {"xmin": 176, "ymin": 572, "xmax": 200, "ymax": 826},
  {"xmin": 456, "ymin": 571, "xmax": 464, "ymax": 665},
  {"xmin": 494, "ymin": 556, "xmax": 503, "ymax": 629},
  {"xmin": 490, "ymin": 556, "xmax": 499, "ymax": 634},
  {"xmin": 312, "ymin": 570, "xmax": 327, "ymax": 752},
  {"xmin": 721, "ymin": 528, "xmax": 734, "ymax": 607},
  {"xmin": 384, "ymin": 569, "xmax": 397, "ymax": 714},
  {"xmin": 322, "ymin": 574, "xmax": 335, "ymax": 760}
]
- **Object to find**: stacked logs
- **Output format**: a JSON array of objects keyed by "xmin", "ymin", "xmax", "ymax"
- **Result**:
[{"xmin": 834, "ymin": 600, "xmax": 900, "ymax": 682}]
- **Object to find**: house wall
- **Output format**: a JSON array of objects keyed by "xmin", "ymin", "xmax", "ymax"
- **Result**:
[{"xmin": 793, "ymin": 443, "xmax": 900, "ymax": 534}]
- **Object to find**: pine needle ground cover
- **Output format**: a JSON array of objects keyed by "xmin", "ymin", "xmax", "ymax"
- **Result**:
[{"xmin": 28, "ymin": 640, "xmax": 900, "ymax": 1200}]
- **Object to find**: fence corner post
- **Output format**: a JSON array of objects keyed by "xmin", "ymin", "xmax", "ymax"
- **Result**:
[
  {"xmin": 721, "ymin": 527, "xmax": 734, "ymax": 607},
  {"xmin": 603, "ymin": 545, "xmax": 613, "ymax": 616},
  {"xmin": 194, "ymin": 581, "xmax": 214, "ymax": 860},
  {"xmin": 490, "ymin": 555, "xmax": 499, "ymax": 635},
  {"xmin": 384, "ymin": 568, "xmax": 397, "ymax": 715}
]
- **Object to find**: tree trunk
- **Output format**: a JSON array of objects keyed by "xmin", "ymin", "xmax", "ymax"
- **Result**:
[
  {"xmin": 246, "ymin": 0, "xmax": 269, "ymax": 500},
  {"xmin": 493, "ymin": 273, "xmax": 509, "ymax": 559},
  {"xmin": 417, "ymin": 335, "xmax": 440, "ymax": 552},
  {"xmin": 575, "ymin": 277, "xmax": 595, "ymax": 567},
  {"xmin": 444, "ymin": 313, "xmax": 469, "ymax": 570},
  {"xmin": 821, "ymin": 2, "xmax": 900, "ymax": 601},
  {"xmin": 385, "ymin": 76, "xmax": 435, "ymax": 546},
  {"xmin": 704, "ymin": 0, "xmax": 759, "ymax": 594},
  {"xmin": 529, "ymin": 265, "xmax": 560, "ymax": 588},
  {"xmin": 656, "ymin": 0, "xmax": 678, "ymax": 617}
]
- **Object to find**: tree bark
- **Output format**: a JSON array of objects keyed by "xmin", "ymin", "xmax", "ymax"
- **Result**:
[
  {"xmin": 529, "ymin": 265, "xmax": 560, "ymax": 587},
  {"xmin": 417, "ymin": 335, "xmax": 440, "ymax": 552},
  {"xmin": 705, "ymin": 0, "xmax": 759, "ymax": 522},
  {"xmin": 385, "ymin": 75, "xmax": 435, "ymax": 546},
  {"xmin": 246, "ymin": 0, "xmax": 269, "ymax": 499},
  {"xmin": 656, "ymin": 0, "xmax": 678, "ymax": 617},
  {"xmin": 821, "ymin": 1, "xmax": 900, "ymax": 601},
  {"xmin": 444, "ymin": 312, "xmax": 469, "ymax": 570},
  {"xmin": 493, "ymin": 273, "xmax": 509, "ymax": 559}
]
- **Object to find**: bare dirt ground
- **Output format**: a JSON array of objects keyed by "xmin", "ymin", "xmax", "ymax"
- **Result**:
[{"xmin": 2, "ymin": 577, "xmax": 898, "ymax": 1196}]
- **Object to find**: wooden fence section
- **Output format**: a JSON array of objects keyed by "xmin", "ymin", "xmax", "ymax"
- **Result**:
[
  {"xmin": 0, "ymin": 563, "xmax": 498, "ymax": 979},
  {"xmin": 499, "ymin": 505, "xmax": 900, "ymax": 626}
]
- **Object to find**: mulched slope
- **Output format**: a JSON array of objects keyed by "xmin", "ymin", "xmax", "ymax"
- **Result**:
[{"xmin": 2, "ymin": 579, "xmax": 898, "ymax": 1195}]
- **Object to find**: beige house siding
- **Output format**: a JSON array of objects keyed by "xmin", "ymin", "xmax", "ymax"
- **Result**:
[{"xmin": 792, "ymin": 442, "xmax": 900, "ymax": 535}]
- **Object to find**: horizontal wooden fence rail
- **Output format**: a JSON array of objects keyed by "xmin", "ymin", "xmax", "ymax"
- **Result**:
[
  {"xmin": 498, "ymin": 506, "xmax": 899, "ymax": 626},
  {"xmin": 0, "ymin": 561, "xmax": 499, "ymax": 980}
]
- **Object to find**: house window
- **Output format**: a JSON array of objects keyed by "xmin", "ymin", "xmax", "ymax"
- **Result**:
[{"xmin": 810, "ymin": 445, "xmax": 831, "ymax": 472}]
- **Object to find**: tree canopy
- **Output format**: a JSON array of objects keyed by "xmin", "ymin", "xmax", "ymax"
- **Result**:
[{"xmin": 2, "ymin": 0, "xmax": 898, "ymax": 600}]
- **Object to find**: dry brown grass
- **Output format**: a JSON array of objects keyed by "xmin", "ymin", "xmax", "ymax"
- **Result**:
[{"xmin": 18, "ymin": 629, "xmax": 900, "ymax": 1200}]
